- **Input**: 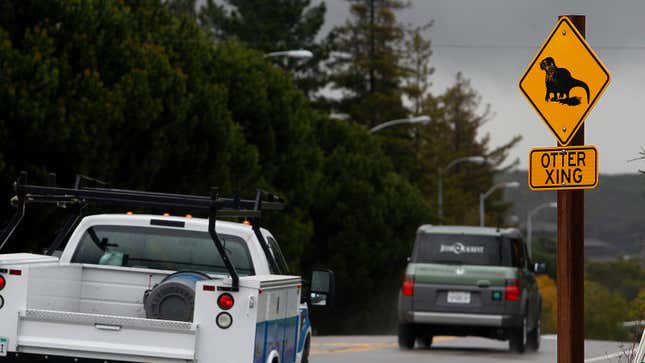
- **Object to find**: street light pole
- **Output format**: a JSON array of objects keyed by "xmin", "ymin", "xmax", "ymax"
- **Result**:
[
  {"xmin": 368, "ymin": 116, "xmax": 431, "ymax": 133},
  {"xmin": 527, "ymin": 201, "xmax": 557, "ymax": 258},
  {"xmin": 437, "ymin": 156, "xmax": 486, "ymax": 224},
  {"xmin": 479, "ymin": 181, "xmax": 520, "ymax": 227}
]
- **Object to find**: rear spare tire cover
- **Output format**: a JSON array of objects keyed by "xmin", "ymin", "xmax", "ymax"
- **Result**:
[{"xmin": 144, "ymin": 271, "xmax": 210, "ymax": 322}]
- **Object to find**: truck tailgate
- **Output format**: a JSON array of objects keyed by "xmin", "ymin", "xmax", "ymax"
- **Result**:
[{"xmin": 17, "ymin": 309, "xmax": 196, "ymax": 363}]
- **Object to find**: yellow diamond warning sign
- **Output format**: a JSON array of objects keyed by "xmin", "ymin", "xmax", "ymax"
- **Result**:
[
  {"xmin": 528, "ymin": 145, "xmax": 598, "ymax": 191},
  {"xmin": 519, "ymin": 17, "xmax": 610, "ymax": 145}
]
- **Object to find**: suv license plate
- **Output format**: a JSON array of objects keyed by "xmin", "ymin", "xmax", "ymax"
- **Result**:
[
  {"xmin": 447, "ymin": 291, "xmax": 471, "ymax": 304},
  {"xmin": 0, "ymin": 337, "xmax": 7, "ymax": 357}
]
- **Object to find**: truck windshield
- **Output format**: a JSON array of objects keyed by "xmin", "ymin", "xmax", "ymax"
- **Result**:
[
  {"xmin": 72, "ymin": 225, "xmax": 255, "ymax": 276},
  {"xmin": 412, "ymin": 233, "xmax": 509, "ymax": 267}
]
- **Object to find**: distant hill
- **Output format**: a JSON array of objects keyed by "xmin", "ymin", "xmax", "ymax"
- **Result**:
[{"xmin": 497, "ymin": 171, "xmax": 645, "ymax": 255}]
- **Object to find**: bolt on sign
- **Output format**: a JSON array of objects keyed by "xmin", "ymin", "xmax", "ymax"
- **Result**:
[
  {"xmin": 519, "ymin": 17, "xmax": 610, "ymax": 145},
  {"xmin": 528, "ymin": 145, "xmax": 598, "ymax": 191}
]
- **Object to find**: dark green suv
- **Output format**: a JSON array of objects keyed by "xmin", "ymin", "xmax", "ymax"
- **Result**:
[{"xmin": 398, "ymin": 225, "xmax": 545, "ymax": 353}]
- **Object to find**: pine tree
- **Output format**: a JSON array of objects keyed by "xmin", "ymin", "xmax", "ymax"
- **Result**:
[
  {"xmin": 197, "ymin": 0, "xmax": 328, "ymax": 98},
  {"xmin": 326, "ymin": 0, "xmax": 409, "ymax": 128},
  {"xmin": 198, "ymin": 0, "xmax": 325, "ymax": 52},
  {"xmin": 376, "ymin": 21, "xmax": 434, "ymax": 181},
  {"xmin": 401, "ymin": 22, "xmax": 434, "ymax": 116},
  {"xmin": 421, "ymin": 73, "xmax": 521, "ymax": 225}
]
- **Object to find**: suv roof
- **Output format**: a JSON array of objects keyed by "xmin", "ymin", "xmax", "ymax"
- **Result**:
[{"xmin": 417, "ymin": 225, "xmax": 522, "ymax": 239}]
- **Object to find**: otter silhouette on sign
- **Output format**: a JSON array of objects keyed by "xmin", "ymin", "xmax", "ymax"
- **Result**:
[{"xmin": 539, "ymin": 57, "xmax": 589, "ymax": 106}]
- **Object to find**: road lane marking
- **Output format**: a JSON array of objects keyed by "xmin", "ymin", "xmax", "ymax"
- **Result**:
[
  {"xmin": 310, "ymin": 342, "xmax": 397, "ymax": 354},
  {"xmin": 311, "ymin": 337, "xmax": 456, "ymax": 355}
]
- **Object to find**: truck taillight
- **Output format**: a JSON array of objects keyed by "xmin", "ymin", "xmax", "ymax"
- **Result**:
[
  {"xmin": 505, "ymin": 279, "xmax": 521, "ymax": 301},
  {"xmin": 217, "ymin": 293, "xmax": 234, "ymax": 310},
  {"xmin": 0, "ymin": 275, "xmax": 5, "ymax": 291},
  {"xmin": 402, "ymin": 275, "xmax": 414, "ymax": 297}
]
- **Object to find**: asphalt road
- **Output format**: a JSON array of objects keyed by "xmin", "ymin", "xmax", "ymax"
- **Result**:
[{"xmin": 310, "ymin": 335, "xmax": 637, "ymax": 363}]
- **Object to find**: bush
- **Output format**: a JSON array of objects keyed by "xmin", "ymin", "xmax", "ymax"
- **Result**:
[{"xmin": 584, "ymin": 280, "xmax": 631, "ymax": 341}]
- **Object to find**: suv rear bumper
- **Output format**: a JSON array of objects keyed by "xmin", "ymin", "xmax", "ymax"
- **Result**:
[{"xmin": 409, "ymin": 311, "xmax": 521, "ymax": 327}]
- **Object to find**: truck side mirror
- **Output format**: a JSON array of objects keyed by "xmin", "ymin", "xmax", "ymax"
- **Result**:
[
  {"xmin": 534, "ymin": 261, "xmax": 547, "ymax": 274},
  {"xmin": 310, "ymin": 268, "xmax": 335, "ymax": 307}
]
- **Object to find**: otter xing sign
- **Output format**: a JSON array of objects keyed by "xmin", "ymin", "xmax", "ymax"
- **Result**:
[
  {"xmin": 519, "ymin": 17, "xmax": 610, "ymax": 145},
  {"xmin": 528, "ymin": 145, "xmax": 598, "ymax": 190}
]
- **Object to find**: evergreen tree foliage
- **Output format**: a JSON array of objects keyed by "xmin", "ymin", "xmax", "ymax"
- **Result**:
[
  {"xmin": 0, "ymin": 0, "xmax": 257, "ymax": 198},
  {"xmin": 401, "ymin": 21, "xmax": 434, "ymax": 116},
  {"xmin": 0, "ymin": 0, "xmax": 432, "ymax": 332},
  {"xmin": 198, "ymin": 0, "xmax": 325, "ymax": 53},
  {"xmin": 368, "ymin": 20, "xmax": 434, "ymax": 185},
  {"xmin": 326, "ymin": 1, "xmax": 520, "ymax": 225},
  {"xmin": 165, "ymin": 0, "xmax": 197, "ymax": 18},
  {"xmin": 326, "ymin": 0, "xmax": 409, "ymax": 128},
  {"xmin": 306, "ymin": 118, "xmax": 431, "ymax": 332},
  {"xmin": 197, "ymin": 0, "xmax": 328, "ymax": 99},
  {"xmin": 417, "ymin": 73, "xmax": 521, "ymax": 225}
]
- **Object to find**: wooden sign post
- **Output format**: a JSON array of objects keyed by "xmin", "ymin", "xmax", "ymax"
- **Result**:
[{"xmin": 557, "ymin": 15, "xmax": 585, "ymax": 363}]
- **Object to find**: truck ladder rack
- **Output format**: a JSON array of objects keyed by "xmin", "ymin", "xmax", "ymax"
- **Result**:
[{"xmin": 0, "ymin": 172, "xmax": 284, "ymax": 291}]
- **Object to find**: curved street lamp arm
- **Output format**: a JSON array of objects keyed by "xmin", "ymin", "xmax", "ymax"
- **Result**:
[
  {"xmin": 437, "ymin": 154, "xmax": 485, "ymax": 225},
  {"xmin": 442, "ymin": 155, "xmax": 486, "ymax": 174},
  {"xmin": 479, "ymin": 181, "xmax": 520, "ymax": 227},
  {"xmin": 527, "ymin": 201, "xmax": 557, "ymax": 258},
  {"xmin": 528, "ymin": 202, "xmax": 558, "ymax": 219},
  {"xmin": 264, "ymin": 49, "xmax": 314, "ymax": 59},
  {"xmin": 444, "ymin": 157, "xmax": 474, "ymax": 173},
  {"xmin": 369, "ymin": 117, "xmax": 430, "ymax": 134},
  {"xmin": 483, "ymin": 181, "xmax": 520, "ymax": 199},
  {"xmin": 482, "ymin": 183, "xmax": 503, "ymax": 200}
]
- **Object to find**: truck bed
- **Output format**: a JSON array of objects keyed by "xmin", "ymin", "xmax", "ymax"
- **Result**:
[
  {"xmin": 0, "ymin": 254, "xmax": 302, "ymax": 363},
  {"xmin": 1, "ymin": 256, "xmax": 198, "ymax": 362}
]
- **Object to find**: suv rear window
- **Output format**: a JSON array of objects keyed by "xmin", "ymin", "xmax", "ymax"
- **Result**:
[
  {"xmin": 72, "ymin": 225, "xmax": 255, "ymax": 276},
  {"xmin": 412, "ymin": 233, "xmax": 510, "ymax": 267}
]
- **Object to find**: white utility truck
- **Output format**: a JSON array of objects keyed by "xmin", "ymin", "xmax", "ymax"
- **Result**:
[{"xmin": 0, "ymin": 173, "xmax": 334, "ymax": 363}]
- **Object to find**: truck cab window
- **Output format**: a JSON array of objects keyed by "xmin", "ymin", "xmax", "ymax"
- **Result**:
[{"xmin": 72, "ymin": 225, "xmax": 255, "ymax": 276}]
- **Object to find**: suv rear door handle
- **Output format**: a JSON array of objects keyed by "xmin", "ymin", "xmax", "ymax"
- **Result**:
[{"xmin": 476, "ymin": 280, "xmax": 491, "ymax": 288}]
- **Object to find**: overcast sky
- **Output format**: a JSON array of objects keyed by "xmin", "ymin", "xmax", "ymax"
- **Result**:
[{"xmin": 320, "ymin": 0, "xmax": 645, "ymax": 174}]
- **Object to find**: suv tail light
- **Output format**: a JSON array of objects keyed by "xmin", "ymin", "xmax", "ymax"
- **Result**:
[
  {"xmin": 402, "ymin": 275, "xmax": 414, "ymax": 297},
  {"xmin": 505, "ymin": 279, "xmax": 521, "ymax": 301},
  {"xmin": 0, "ymin": 275, "xmax": 5, "ymax": 291}
]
